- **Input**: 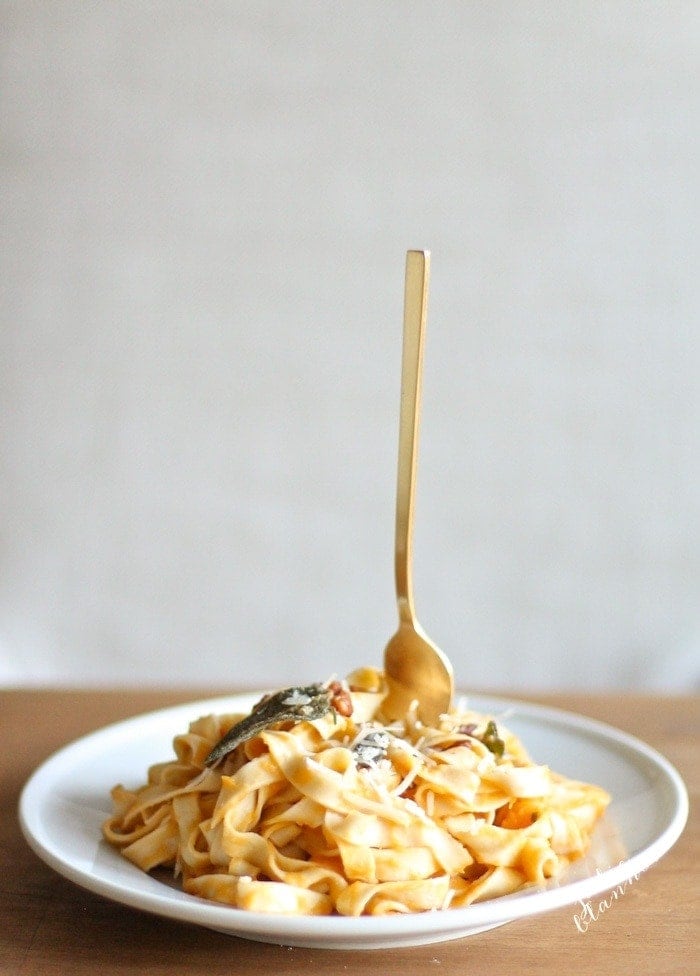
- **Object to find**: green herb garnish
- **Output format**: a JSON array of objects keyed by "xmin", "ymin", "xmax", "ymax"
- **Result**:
[
  {"xmin": 204, "ymin": 684, "xmax": 333, "ymax": 766},
  {"xmin": 481, "ymin": 719, "xmax": 505, "ymax": 758}
]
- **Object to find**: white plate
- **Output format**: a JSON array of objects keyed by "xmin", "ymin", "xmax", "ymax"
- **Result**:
[{"xmin": 19, "ymin": 693, "xmax": 688, "ymax": 949}]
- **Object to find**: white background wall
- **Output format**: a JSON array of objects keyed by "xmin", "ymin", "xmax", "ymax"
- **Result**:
[{"xmin": 2, "ymin": 2, "xmax": 698, "ymax": 693}]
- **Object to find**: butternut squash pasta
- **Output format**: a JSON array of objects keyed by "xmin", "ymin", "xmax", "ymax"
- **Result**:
[{"xmin": 103, "ymin": 669, "xmax": 610, "ymax": 916}]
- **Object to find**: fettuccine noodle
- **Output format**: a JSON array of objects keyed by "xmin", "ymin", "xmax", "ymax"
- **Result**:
[{"xmin": 103, "ymin": 669, "xmax": 610, "ymax": 916}]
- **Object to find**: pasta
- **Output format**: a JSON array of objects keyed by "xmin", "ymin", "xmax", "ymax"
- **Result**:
[{"xmin": 103, "ymin": 669, "xmax": 610, "ymax": 916}]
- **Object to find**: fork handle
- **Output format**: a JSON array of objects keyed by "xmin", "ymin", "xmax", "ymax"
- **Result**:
[{"xmin": 394, "ymin": 249, "xmax": 430, "ymax": 625}]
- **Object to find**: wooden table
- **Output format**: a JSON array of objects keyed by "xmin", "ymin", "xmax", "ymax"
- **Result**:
[{"xmin": 2, "ymin": 689, "xmax": 697, "ymax": 975}]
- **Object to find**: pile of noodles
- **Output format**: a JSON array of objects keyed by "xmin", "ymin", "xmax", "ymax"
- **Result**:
[{"xmin": 103, "ymin": 669, "xmax": 609, "ymax": 916}]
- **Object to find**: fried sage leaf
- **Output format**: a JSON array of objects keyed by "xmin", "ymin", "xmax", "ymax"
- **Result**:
[
  {"xmin": 204, "ymin": 683, "xmax": 333, "ymax": 766},
  {"xmin": 481, "ymin": 719, "xmax": 505, "ymax": 758}
]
